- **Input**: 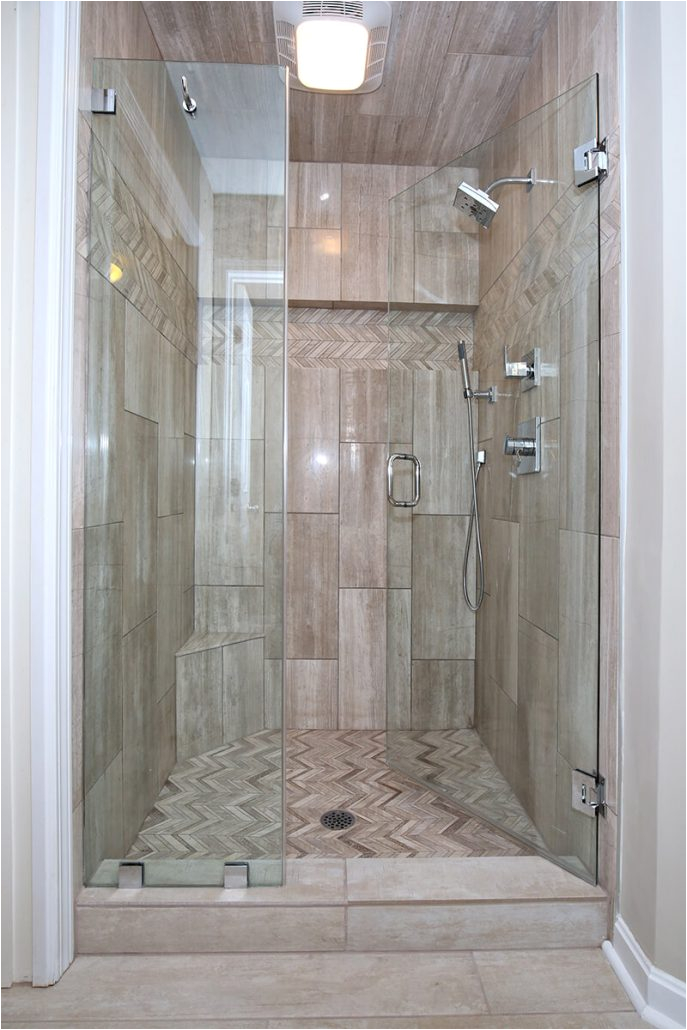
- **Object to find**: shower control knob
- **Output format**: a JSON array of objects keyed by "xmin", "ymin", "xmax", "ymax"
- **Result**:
[{"xmin": 504, "ymin": 435, "xmax": 536, "ymax": 456}]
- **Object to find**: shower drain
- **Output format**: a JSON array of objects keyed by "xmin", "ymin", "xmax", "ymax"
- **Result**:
[{"xmin": 320, "ymin": 809, "xmax": 356, "ymax": 831}]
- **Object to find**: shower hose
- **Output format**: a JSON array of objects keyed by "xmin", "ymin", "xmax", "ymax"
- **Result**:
[{"xmin": 463, "ymin": 391, "xmax": 485, "ymax": 612}]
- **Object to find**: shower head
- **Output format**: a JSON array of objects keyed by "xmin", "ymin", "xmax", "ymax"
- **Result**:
[
  {"xmin": 453, "ymin": 182, "xmax": 500, "ymax": 228},
  {"xmin": 453, "ymin": 169, "xmax": 538, "ymax": 228}
]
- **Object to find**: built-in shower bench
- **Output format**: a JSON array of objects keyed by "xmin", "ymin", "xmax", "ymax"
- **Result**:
[{"xmin": 175, "ymin": 629, "xmax": 267, "ymax": 761}]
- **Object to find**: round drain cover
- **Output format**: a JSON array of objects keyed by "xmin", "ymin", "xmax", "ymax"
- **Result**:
[{"xmin": 320, "ymin": 809, "xmax": 356, "ymax": 830}]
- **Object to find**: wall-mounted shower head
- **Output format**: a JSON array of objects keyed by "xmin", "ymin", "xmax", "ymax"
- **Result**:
[{"xmin": 453, "ymin": 169, "xmax": 537, "ymax": 229}]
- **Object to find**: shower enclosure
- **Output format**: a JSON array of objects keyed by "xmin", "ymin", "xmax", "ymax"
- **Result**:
[
  {"xmin": 82, "ymin": 60, "xmax": 287, "ymax": 887},
  {"xmin": 386, "ymin": 78, "xmax": 602, "ymax": 882}
]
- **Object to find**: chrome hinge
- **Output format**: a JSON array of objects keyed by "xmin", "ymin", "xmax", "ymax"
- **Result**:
[
  {"xmin": 224, "ymin": 861, "xmax": 249, "ymax": 889},
  {"xmin": 572, "ymin": 769, "xmax": 606, "ymax": 818},
  {"xmin": 91, "ymin": 87, "xmax": 117, "ymax": 115},
  {"xmin": 573, "ymin": 137, "xmax": 608, "ymax": 187},
  {"xmin": 117, "ymin": 861, "xmax": 144, "ymax": 888}
]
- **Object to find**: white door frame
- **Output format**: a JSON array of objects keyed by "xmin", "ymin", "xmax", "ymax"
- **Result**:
[{"xmin": 29, "ymin": 0, "xmax": 81, "ymax": 985}]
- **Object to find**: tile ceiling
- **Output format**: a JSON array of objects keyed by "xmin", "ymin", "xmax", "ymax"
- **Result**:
[{"xmin": 142, "ymin": 1, "xmax": 555, "ymax": 166}]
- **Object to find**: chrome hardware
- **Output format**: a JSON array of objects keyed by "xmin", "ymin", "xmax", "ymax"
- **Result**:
[
  {"xmin": 471, "ymin": 387, "xmax": 496, "ymax": 403},
  {"xmin": 224, "ymin": 862, "xmax": 249, "ymax": 889},
  {"xmin": 574, "ymin": 137, "xmax": 608, "ymax": 187},
  {"xmin": 387, "ymin": 453, "xmax": 421, "ymax": 508},
  {"xmin": 503, "ymin": 346, "xmax": 541, "ymax": 390},
  {"xmin": 572, "ymin": 769, "xmax": 606, "ymax": 818},
  {"xmin": 91, "ymin": 88, "xmax": 116, "ymax": 114},
  {"xmin": 118, "ymin": 861, "xmax": 144, "ymax": 888},
  {"xmin": 504, "ymin": 416, "xmax": 541, "ymax": 475},
  {"xmin": 181, "ymin": 76, "xmax": 197, "ymax": 116}
]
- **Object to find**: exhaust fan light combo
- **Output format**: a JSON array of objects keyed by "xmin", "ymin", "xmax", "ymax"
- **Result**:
[{"xmin": 273, "ymin": 1, "xmax": 392, "ymax": 93}]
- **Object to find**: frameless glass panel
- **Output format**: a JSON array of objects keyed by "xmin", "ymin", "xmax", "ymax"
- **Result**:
[
  {"xmin": 387, "ymin": 77, "xmax": 601, "ymax": 882},
  {"xmin": 83, "ymin": 60, "xmax": 286, "ymax": 887}
]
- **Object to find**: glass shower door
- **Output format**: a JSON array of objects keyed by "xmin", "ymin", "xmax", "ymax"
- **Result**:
[
  {"xmin": 82, "ymin": 60, "xmax": 287, "ymax": 887},
  {"xmin": 386, "ymin": 78, "xmax": 602, "ymax": 882}
]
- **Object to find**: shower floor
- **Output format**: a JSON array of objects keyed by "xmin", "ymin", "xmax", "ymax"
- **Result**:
[{"xmin": 128, "ymin": 729, "xmax": 541, "ymax": 862}]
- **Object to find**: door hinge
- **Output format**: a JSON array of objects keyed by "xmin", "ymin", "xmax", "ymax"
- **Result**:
[
  {"xmin": 572, "ymin": 769, "xmax": 606, "ymax": 818},
  {"xmin": 573, "ymin": 137, "xmax": 608, "ymax": 187},
  {"xmin": 91, "ymin": 87, "xmax": 117, "ymax": 115}
]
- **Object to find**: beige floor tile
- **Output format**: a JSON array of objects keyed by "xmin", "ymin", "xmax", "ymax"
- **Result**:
[
  {"xmin": 0, "ymin": 1014, "xmax": 650, "ymax": 1029},
  {"xmin": 474, "ymin": 948, "xmax": 632, "ymax": 1013},
  {"xmin": 0, "ymin": 952, "xmax": 488, "ymax": 1021}
]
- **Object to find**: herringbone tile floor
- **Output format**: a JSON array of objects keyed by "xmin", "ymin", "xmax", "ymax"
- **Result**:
[{"xmin": 128, "ymin": 729, "xmax": 536, "ymax": 861}]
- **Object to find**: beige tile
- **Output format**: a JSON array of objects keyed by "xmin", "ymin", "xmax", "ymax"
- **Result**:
[
  {"xmin": 72, "ymin": 645, "xmax": 84, "ymax": 811},
  {"xmin": 474, "ymin": 655, "xmax": 518, "ymax": 791},
  {"xmin": 122, "ymin": 412, "xmax": 158, "ymax": 634},
  {"xmin": 345, "ymin": 856, "xmax": 605, "ymax": 903},
  {"xmin": 516, "ymin": 617, "xmax": 559, "ymax": 847},
  {"xmin": 389, "ymin": 185, "xmax": 415, "ymax": 305},
  {"xmin": 176, "ymin": 647, "xmax": 223, "ymax": 761},
  {"xmin": 183, "ymin": 356, "xmax": 196, "ymax": 437},
  {"xmin": 411, "ymin": 660, "xmax": 474, "ymax": 730},
  {"xmin": 339, "ymin": 444, "xmax": 387, "ymax": 588},
  {"xmin": 124, "ymin": 302, "xmax": 159, "ymax": 422},
  {"xmin": 601, "ymin": 333, "xmax": 621, "ymax": 537},
  {"xmin": 414, "ymin": 370, "xmax": 471, "ymax": 515},
  {"xmin": 388, "ymin": 367, "xmax": 413, "ymax": 444},
  {"xmin": 286, "ymin": 514, "xmax": 338, "ymax": 659},
  {"xmin": 289, "ymin": 228, "xmax": 341, "ymax": 302},
  {"xmin": 182, "ymin": 435, "xmax": 195, "ymax": 592},
  {"xmin": 155, "ymin": 685, "xmax": 176, "ymax": 793},
  {"xmin": 83, "ymin": 522, "xmax": 123, "ymax": 793},
  {"xmin": 387, "ymin": 441, "xmax": 413, "ymax": 589},
  {"xmin": 77, "ymin": 905, "xmax": 346, "ymax": 954},
  {"xmin": 515, "ymin": 418, "xmax": 559, "ymax": 639},
  {"xmin": 72, "ymin": 253, "xmax": 89, "ymax": 530},
  {"xmin": 552, "ymin": 751, "xmax": 597, "ymax": 877},
  {"xmin": 264, "ymin": 364, "xmax": 284, "ymax": 513},
  {"xmin": 210, "ymin": 354, "xmax": 265, "ymax": 442},
  {"xmin": 157, "ymin": 435, "xmax": 184, "ymax": 518},
  {"xmin": 340, "ymin": 369, "xmax": 388, "ymax": 443},
  {"xmin": 264, "ymin": 659, "xmax": 283, "ymax": 729},
  {"xmin": 156, "ymin": 514, "xmax": 183, "ymax": 701},
  {"xmin": 290, "ymin": 162, "xmax": 341, "ymax": 228},
  {"xmin": 223, "ymin": 638, "xmax": 264, "ymax": 741},
  {"xmin": 412, "ymin": 516, "xmax": 474, "ymax": 659},
  {"xmin": 287, "ymin": 438, "xmax": 339, "ymax": 514},
  {"xmin": 339, "ymin": 589, "xmax": 386, "ymax": 729},
  {"xmin": 387, "ymin": 590, "xmax": 411, "ymax": 731},
  {"xmin": 347, "ymin": 900, "xmax": 606, "ymax": 951},
  {"xmin": 157, "ymin": 339, "xmax": 186, "ymax": 516},
  {"xmin": 341, "ymin": 229, "xmax": 389, "ymax": 304},
  {"xmin": 213, "ymin": 194, "xmax": 267, "ymax": 301},
  {"xmin": 286, "ymin": 660, "xmax": 338, "ymax": 729},
  {"xmin": 85, "ymin": 269, "xmax": 125, "ymax": 527},
  {"xmin": 474, "ymin": 948, "xmax": 631, "ymax": 1013},
  {"xmin": 0, "ymin": 952, "xmax": 488, "ymax": 1021},
  {"xmin": 195, "ymin": 438, "xmax": 264, "ymax": 586},
  {"xmin": 195, "ymin": 586, "xmax": 264, "ymax": 634},
  {"xmin": 121, "ymin": 614, "xmax": 157, "ymax": 849},
  {"xmin": 289, "ymin": 367, "xmax": 340, "ymax": 441},
  {"xmin": 414, "ymin": 230, "xmax": 479, "ymax": 306},
  {"xmin": 560, "ymin": 341, "xmax": 599, "ymax": 534},
  {"xmin": 558, "ymin": 530, "xmax": 599, "ymax": 773},
  {"xmin": 83, "ymin": 752, "xmax": 123, "ymax": 884},
  {"xmin": 264, "ymin": 513, "xmax": 284, "ymax": 660},
  {"xmin": 482, "ymin": 517, "xmax": 519, "ymax": 702}
]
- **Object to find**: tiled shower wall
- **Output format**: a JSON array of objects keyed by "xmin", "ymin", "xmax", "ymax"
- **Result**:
[
  {"xmin": 77, "ymin": 26, "xmax": 202, "ymax": 880},
  {"xmin": 475, "ymin": 1, "xmax": 621, "ymax": 905},
  {"xmin": 285, "ymin": 308, "xmax": 476, "ymax": 731}
]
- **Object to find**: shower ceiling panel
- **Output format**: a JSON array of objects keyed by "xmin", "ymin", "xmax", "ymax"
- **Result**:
[{"xmin": 142, "ymin": 1, "xmax": 555, "ymax": 165}]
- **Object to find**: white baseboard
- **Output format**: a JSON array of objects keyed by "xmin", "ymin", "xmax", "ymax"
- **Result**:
[{"xmin": 603, "ymin": 916, "xmax": 686, "ymax": 1029}]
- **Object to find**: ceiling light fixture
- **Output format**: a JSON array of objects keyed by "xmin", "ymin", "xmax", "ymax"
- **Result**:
[{"xmin": 274, "ymin": 2, "xmax": 392, "ymax": 95}]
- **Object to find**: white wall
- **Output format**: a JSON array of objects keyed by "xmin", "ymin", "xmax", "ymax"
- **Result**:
[
  {"xmin": 619, "ymin": 0, "xmax": 686, "ymax": 985},
  {"xmin": 1, "ymin": 0, "xmax": 41, "ymax": 987}
]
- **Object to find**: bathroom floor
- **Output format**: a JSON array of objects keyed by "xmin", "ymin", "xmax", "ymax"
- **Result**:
[{"xmin": 128, "ymin": 729, "xmax": 539, "ymax": 862}]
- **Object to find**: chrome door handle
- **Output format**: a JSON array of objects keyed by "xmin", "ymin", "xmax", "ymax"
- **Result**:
[{"xmin": 387, "ymin": 453, "xmax": 421, "ymax": 508}]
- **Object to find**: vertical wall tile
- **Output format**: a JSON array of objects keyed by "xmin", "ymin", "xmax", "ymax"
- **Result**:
[
  {"xmin": 340, "ymin": 369, "xmax": 388, "ymax": 442},
  {"xmin": 264, "ymin": 513, "xmax": 284, "ymax": 660},
  {"xmin": 213, "ymin": 195, "xmax": 267, "ymax": 301},
  {"xmin": 516, "ymin": 617, "xmax": 558, "ymax": 848},
  {"xmin": 412, "ymin": 516, "xmax": 474, "ymax": 659},
  {"xmin": 264, "ymin": 659, "xmax": 283, "ymax": 729},
  {"xmin": 223, "ymin": 638, "xmax": 264, "ymax": 742},
  {"xmin": 211, "ymin": 351, "xmax": 265, "ymax": 442},
  {"xmin": 157, "ymin": 514, "xmax": 183, "ymax": 701},
  {"xmin": 85, "ymin": 269, "xmax": 125, "ymax": 527},
  {"xmin": 195, "ymin": 438, "xmax": 264, "ymax": 586},
  {"xmin": 414, "ymin": 231, "xmax": 479, "ymax": 306},
  {"xmin": 560, "ymin": 341, "xmax": 599, "ymax": 534},
  {"xmin": 387, "ymin": 441, "xmax": 413, "ymax": 589},
  {"xmin": 158, "ymin": 340, "xmax": 185, "ymax": 516},
  {"xmin": 288, "ymin": 367, "xmax": 339, "ymax": 513},
  {"xmin": 122, "ymin": 614, "xmax": 157, "ymax": 849},
  {"xmin": 482, "ymin": 517, "xmax": 519, "ymax": 702},
  {"xmin": 286, "ymin": 515, "xmax": 338, "ymax": 659},
  {"xmin": 339, "ymin": 589, "xmax": 386, "ymax": 729},
  {"xmin": 122, "ymin": 412, "xmax": 158, "ymax": 634},
  {"xmin": 414, "ymin": 370, "xmax": 471, "ymax": 515},
  {"xmin": 195, "ymin": 586, "xmax": 263, "ymax": 634},
  {"xmin": 339, "ymin": 443, "xmax": 386, "ymax": 588},
  {"xmin": 124, "ymin": 302, "xmax": 160, "ymax": 422},
  {"xmin": 288, "ymin": 228, "xmax": 341, "ymax": 302},
  {"xmin": 83, "ymin": 753, "xmax": 123, "ymax": 883},
  {"xmin": 289, "ymin": 162, "xmax": 342, "ymax": 228},
  {"xmin": 387, "ymin": 589, "xmax": 411, "ymax": 731},
  {"xmin": 515, "ymin": 418, "xmax": 559, "ymax": 639},
  {"xmin": 264, "ymin": 364, "xmax": 284, "ymax": 514},
  {"xmin": 83, "ymin": 523, "xmax": 123, "ymax": 794},
  {"xmin": 411, "ymin": 660, "xmax": 474, "ymax": 730},
  {"xmin": 599, "ymin": 534, "xmax": 619, "ymax": 809},
  {"xmin": 156, "ymin": 685, "xmax": 176, "ymax": 792},
  {"xmin": 286, "ymin": 660, "xmax": 338, "ymax": 729},
  {"xmin": 176, "ymin": 647, "xmax": 223, "ymax": 761}
]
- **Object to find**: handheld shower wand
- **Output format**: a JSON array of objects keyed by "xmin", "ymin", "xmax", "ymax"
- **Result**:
[{"xmin": 458, "ymin": 341, "xmax": 485, "ymax": 611}]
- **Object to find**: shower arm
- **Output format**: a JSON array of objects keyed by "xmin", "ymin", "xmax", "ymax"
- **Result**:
[{"xmin": 485, "ymin": 172, "xmax": 535, "ymax": 194}]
